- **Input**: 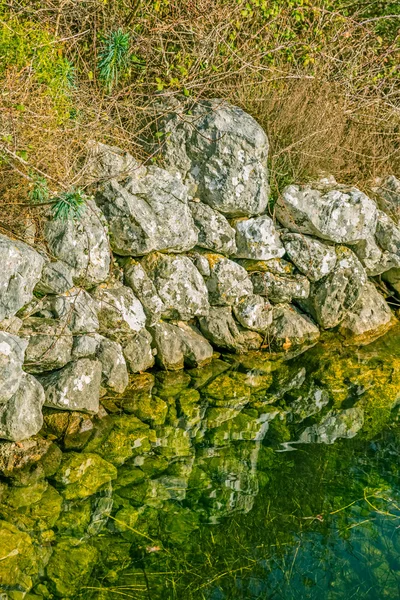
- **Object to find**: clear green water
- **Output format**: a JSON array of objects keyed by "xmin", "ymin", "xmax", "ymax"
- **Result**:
[{"xmin": 2, "ymin": 327, "xmax": 400, "ymax": 599}]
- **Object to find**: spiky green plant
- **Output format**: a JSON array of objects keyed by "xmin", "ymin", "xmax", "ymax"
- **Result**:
[
  {"xmin": 97, "ymin": 29, "xmax": 130, "ymax": 92},
  {"xmin": 28, "ymin": 172, "xmax": 50, "ymax": 204},
  {"xmin": 52, "ymin": 189, "xmax": 86, "ymax": 221}
]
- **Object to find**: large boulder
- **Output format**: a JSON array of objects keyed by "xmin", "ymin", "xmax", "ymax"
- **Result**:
[
  {"xmin": 233, "ymin": 294, "xmax": 273, "ymax": 332},
  {"xmin": 251, "ymin": 271, "xmax": 310, "ymax": 304},
  {"xmin": 95, "ymin": 166, "xmax": 198, "ymax": 256},
  {"xmin": 282, "ymin": 233, "xmax": 337, "ymax": 281},
  {"xmin": 199, "ymin": 306, "xmax": 263, "ymax": 352},
  {"xmin": 338, "ymin": 281, "xmax": 394, "ymax": 344},
  {"xmin": 50, "ymin": 288, "xmax": 99, "ymax": 334},
  {"xmin": 123, "ymin": 259, "xmax": 164, "ymax": 326},
  {"xmin": 35, "ymin": 260, "xmax": 74, "ymax": 295},
  {"xmin": 268, "ymin": 304, "xmax": 320, "ymax": 353},
  {"xmin": 119, "ymin": 329, "xmax": 155, "ymax": 373},
  {"xmin": 189, "ymin": 201, "xmax": 237, "ymax": 255},
  {"xmin": 276, "ymin": 182, "xmax": 377, "ymax": 244},
  {"xmin": 150, "ymin": 321, "xmax": 213, "ymax": 370},
  {"xmin": 19, "ymin": 317, "xmax": 73, "ymax": 374},
  {"xmin": 351, "ymin": 236, "xmax": 400, "ymax": 276},
  {"xmin": 95, "ymin": 336, "xmax": 129, "ymax": 394},
  {"xmin": 0, "ymin": 233, "xmax": 44, "ymax": 321},
  {"xmin": 44, "ymin": 199, "xmax": 110, "ymax": 288},
  {"xmin": 0, "ymin": 373, "xmax": 45, "ymax": 441},
  {"xmin": 141, "ymin": 252, "xmax": 209, "ymax": 320},
  {"xmin": 93, "ymin": 284, "xmax": 146, "ymax": 335},
  {"xmin": 233, "ymin": 216, "xmax": 285, "ymax": 260},
  {"xmin": 373, "ymin": 175, "xmax": 400, "ymax": 223},
  {"xmin": 204, "ymin": 254, "xmax": 253, "ymax": 306},
  {"xmin": 300, "ymin": 246, "xmax": 367, "ymax": 329},
  {"xmin": 159, "ymin": 99, "xmax": 269, "ymax": 216},
  {"xmin": 40, "ymin": 358, "xmax": 102, "ymax": 413},
  {"xmin": 0, "ymin": 332, "xmax": 28, "ymax": 404}
]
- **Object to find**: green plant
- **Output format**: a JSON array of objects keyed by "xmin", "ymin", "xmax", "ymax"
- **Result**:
[
  {"xmin": 52, "ymin": 189, "xmax": 87, "ymax": 221},
  {"xmin": 28, "ymin": 173, "xmax": 50, "ymax": 204},
  {"xmin": 97, "ymin": 29, "xmax": 130, "ymax": 92}
]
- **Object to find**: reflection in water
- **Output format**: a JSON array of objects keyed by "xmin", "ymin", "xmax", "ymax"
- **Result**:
[{"xmin": 1, "ymin": 326, "xmax": 400, "ymax": 598}]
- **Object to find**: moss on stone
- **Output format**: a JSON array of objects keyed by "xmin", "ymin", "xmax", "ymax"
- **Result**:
[{"xmin": 53, "ymin": 452, "xmax": 117, "ymax": 500}]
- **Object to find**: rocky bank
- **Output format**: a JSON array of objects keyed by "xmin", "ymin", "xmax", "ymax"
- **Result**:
[{"xmin": 1, "ymin": 98, "xmax": 400, "ymax": 443}]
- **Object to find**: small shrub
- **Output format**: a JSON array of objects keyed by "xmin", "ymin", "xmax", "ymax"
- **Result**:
[
  {"xmin": 52, "ymin": 190, "xmax": 87, "ymax": 221},
  {"xmin": 97, "ymin": 29, "xmax": 130, "ymax": 92}
]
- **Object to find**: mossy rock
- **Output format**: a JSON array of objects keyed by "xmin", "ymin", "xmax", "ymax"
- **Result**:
[
  {"xmin": 45, "ymin": 538, "xmax": 98, "ymax": 597},
  {"xmin": 203, "ymin": 372, "xmax": 252, "ymax": 407},
  {"xmin": 113, "ymin": 505, "xmax": 140, "ymax": 540},
  {"xmin": 53, "ymin": 452, "xmax": 117, "ymax": 500},
  {"xmin": 0, "ymin": 520, "xmax": 38, "ymax": 592},
  {"xmin": 0, "ymin": 483, "xmax": 62, "ymax": 533},
  {"xmin": 155, "ymin": 371, "xmax": 191, "ymax": 399},
  {"xmin": 139, "ymin": 455, "xmax": 169, "ymax": 478},
  {"xmin": 121, "ymin": 392, "xmax": 168, "ymax": 426},
  {"xmin": 155, "ymin": 426, "xmax": 193, "ymax": 458},
  {"xmin": 54, "ymin": 498, "xmax": 92, "ymax": 536},
  {"xmin": 91, "ymin": 536, "xmax": 132, "ymax": 583},
  {"xmin": 188, "ymin": 358, "xmax": 230, "ymax": 389},
  {"xmin": 159, "ymin": 505, "xmax": 199, "ymax": 546}
]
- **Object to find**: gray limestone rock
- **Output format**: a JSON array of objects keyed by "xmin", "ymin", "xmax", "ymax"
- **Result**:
[
  {"xmin": 233, "ymin": 294, "xmax": 272, "ymax": 332},
  {"xmin": 159, "ymin": 99, "xmax": 269, "ymax": 217},
  {"xmin": 338, "ymin": 281, "xmax": 393, "ymax": 343},
  {"xmin": 373, "ymin": 175, "xmax": 400, "ymax": 224},
  {"xmin": 40, "ymin": 358, "xmax": 102, "ymax": 413},
  {"xmin": 233, "ymin": 216, "xmax": 285, "ymax": 260},
  {"xmin": 123, "ymin": 259, "xmax": 164, "ymax": 326},
  {"xmin": 251, "ymin": 271, "xmax": 310, "ymax": 304},
  {"xmin": 95, "ymin": 336, "xmax": 129, "ymax": 394},
  {"xmin": 0, "ymin": 233, "xmax": 44, "ymax": 321},
  {"xmin": 300, "ymin": 246, "xmax": 367, "ymax": 329},
  {"xmin": 141, "ymin": 252, "xmax": 209, "ymax": 320},
  {"xmin": 50, "ymin": 288, "xmax": 99, "ymax": 334},
  {"xmin": 44, "ymin": 199, "xmax": 110, "ymax": 288},
  {"xmin": 382, "ymin": 268, "xmax": 400, "ymax": 296},
  {"xmin": 351, "ymin": 236, "xmax": 400, "ymax": 276},
  {"xmin": 0, "ymin": 316, "xmax": 23, "ymax": 335},
  {"xmin": 282, "ymin": 233, "xmax": 337, "ymax": 281},
  {"xmin": 276, "ymin": 182, "xmax": 377, "ymax": 244},
  {"xmin": 298, "ymin": 407, "xmax": 364, "ymax": 444},
  {"xmin": 95, "ymin": 167, "xmax": 198, "ymax": 256},
  {"xmin": 35, "ymin": 260, "xmax": 74, "ymax": 295},
  {"xmin": 120, "ymin": 329, "xmax": 155, "ymax": 373},
  {"xmin": 93, "ymin": 285, "xmax": 146, "ymax": 336},
  {"xmin": 189, "ymin": 201, "xmax": 237, "ymax": 255},
  {"xmin": 150, "ymin": 321, "xmax": 213, "ymax": 370},
  {"xmin": 205, "ymin": 255, "xmax": 253, "ymax": 306},
  {"xmin": 198, "ymin": 306, "xmax": 263, "ymax": 353},
  {"xmin": 0, "ymin": 373, "xmax": 45, "ymax": 441},
  {"xmin": 0, "ymin": 332, "xmax": 28, "ymax": 404},
  {"xmin": 71, "ymin": 334, "xmax": 99, "ymax": 359},
  {"xmin": 235, "ymin": 257, "xmax": 295, "ymax": 275},
  {"xmin": 268, "ymin": 304, "xmax": 320, "ymax": 353},
  {"xmin": 374, "ymin": 210, "xmax": 400, "ymax": 256},
  {"xmin": 86, "ymin": 141, "xmax": 142, "ymax": 182},
  {"xmin": 19, "ymin": 317, "xmax": 73, "ymax": 374}
]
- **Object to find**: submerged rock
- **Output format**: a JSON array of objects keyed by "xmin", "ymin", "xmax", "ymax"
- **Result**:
[
  {"xmin": 20, "ymin": 317, "xmax": 73, "ymax": 374},
  {"xmin": 95, "ymin": 166, "xmax": 198, "ymax": 255},
  {"xmin": 0, "ymin": 332, "xmax": 28, "ymax": 404},
  {"xmin": 199, "ymin": 306, "xmax": 263, "ymax": 353},
  {"xmin": 300, "ymin": 246, "xmax": 367, "ymax": 329},
  {"xmin": 251, "ymin": 271, "xmax": 310, "ymax": 303},
  {"xmin": 53, "ymin": 451, "xmax": 117, "ymax": 499},
  {"xmin": 339, "ymin": 281, "xmax": 393, "ymax": 344},
  {"xmin": 0, "ymin": 520, "xmax": 38, "ymax": 592},
  {"xmin": 189, "ymin": 201, "xmax": 237, "ymax": 255},
  {"xmin": 282, "ymin": 233, "xmax": 337, "ymax": 282},
  {"xmin": 299, "ymin": 407, "xmax": 364, "ymax": 444},
  {"xmin": 233, "ymin": 216, "xmax": 285, "ymax": 260},
  {"xmin": 123, "ymin": 258, "xmax": 164, "ymax": 325},
  {"xmin": 40, "ymin": 358, "xmax": 102, "ymax": 413},
  {"xmin": 44, "ymin": 199, "xmax": 110, "ymax": 288},
  {"xmin": 150, "ymin": 321, "xmax": 213, "ymax": 370},
  {"xmin": 0, "ymin": 233, "xmax": 44, "ymax": 321},
  {"xmin": 276, "ymin": 182, "xmax": 377, "ymax": 244},
  {"xmin": 0, "ymin": 373, "xmax": 45, "ymax": 441},
  {"xmin": 205, "ymin": 254, "xmax": 253, "ymax": 306},
  {"xmin": 159, "ymin": 99, "xmax": 270, "ymax": 217},
  {"xmin": 46, "ymin": 538, "xmax": 98, "ymax": 597},
  {"xmin": 141, "ymin": 252, "xmax": 209, "ymax": 320},
  {"xmin": 268, "ymin": 304, "xmax": 320, "ymax": 353}
]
